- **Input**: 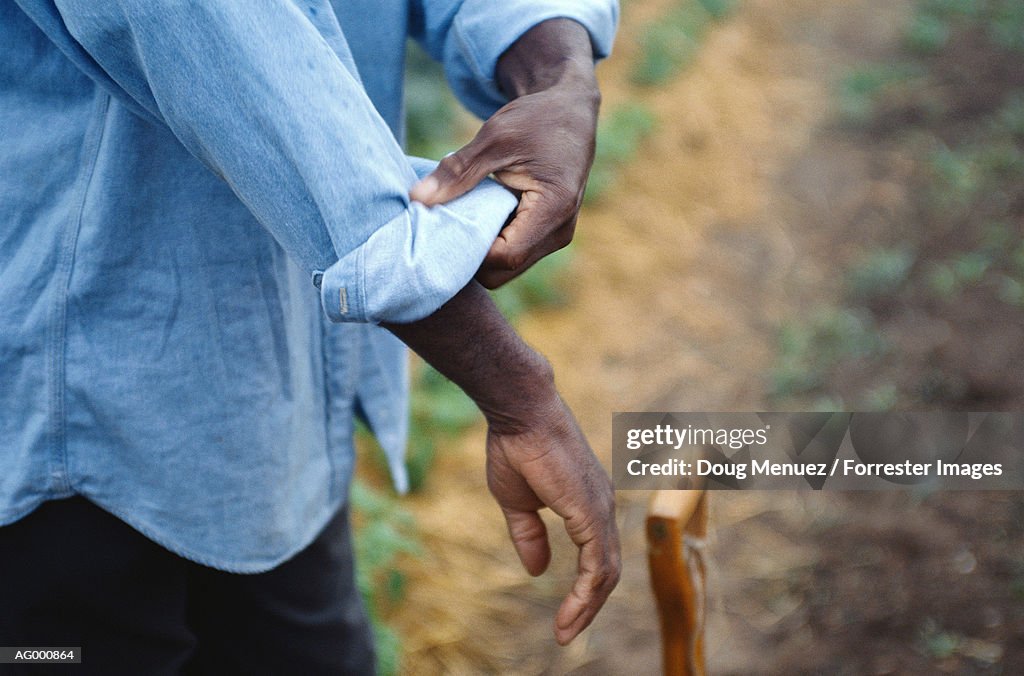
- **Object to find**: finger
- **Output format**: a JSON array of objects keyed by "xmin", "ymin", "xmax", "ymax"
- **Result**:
[
  {"xmin": 475, "ymin": 197, "xmax": 576, "ymax": 288},
  {"xmin": 409, "ymin": 141, "xmax": 495, "ymax": 206},
  {"xmin": 476, "ymin": 238, "xmax": 552, "ymax": 289},
  {"xmin": 487, "ymin": 190, "xmax": 574, "ymax": 270},
  {"xmin": 553, "ymin": 525, "xmax": 621, "ymax": 645},
  {"xmin": 501, "ymin": 507, "xmax": 552, "ymax": 576},
  {"xmin": 476, "ymin": 217, "xmax": 573, "ymax": 289}
]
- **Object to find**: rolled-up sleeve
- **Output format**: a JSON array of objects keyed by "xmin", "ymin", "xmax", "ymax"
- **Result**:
[
  {"xmin": 319, "ymin": 158, "xmax": 516, "ymax": 323},
  {"xmin": 20, "ymin": 0, "xmax": 515, "ymax": 324},
  {"xmin": 411, "ymin": 0, "xmax": 619, "ymax": 119}
]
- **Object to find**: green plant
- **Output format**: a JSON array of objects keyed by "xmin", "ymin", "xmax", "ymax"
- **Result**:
[
  {"xmin": 905, "ymin": 0, "xmax": 984, "ymax": 54},
  {"xmin": 917, "ymin": 618, "xmax": 963, "ymax": 659},
  {"xmin": 988, "ymin": 0, "xmax": 1024, "ymax": 50},
  {"xmin": 696, "ymin": 0, "xmax": 737, "ymax": 20},
  {"xmin": 926, "ymin": 261, "xmax": 961, "ymax": 298},
  {"xmin": 809, "ymin": 396, "xmax": 846, "ymax": 412},
  {"xmin": 980, "ymin": 220, "xmax": 1014, "ymax": 253},
  {"xmin": 920, "ymin": 0, "xmax": 979, "ymax": 17},
  {"xmin": 997, "ymin": 275, "xmax": 1024, "ymax": 305},
  {"xmin": 586, "ymin": 102, "xmax": 656, "ymax": 202},
  {"xmin": 1013, "ymin": 241, "xmax": 1024, "ymax": 273},
  {"xmin": 402, "ymin": 364, "xmax": 479, "ymax": 492},
  {"xmin": 929, "ymin": 144, "xmax": 980, "ymax": 209},
  {"xmin": 838, "ymin": 63, "xmax": 925, "ymax": 124},
  {"xmin": 925, "ymin": 252, "xmax": 993, "ymax": 298},
  {"xmin": 491, "ymin": 246, "xmax": 573, "ymax": 321},
  {"xmin": 952, "ymin": 251, "xmax": 991, "ymax": 283},
  {"xmin": 630, "ymin": 17, "xmax": 702, "ymax": 86},
  {"xmin": 845, "ymin": 247, "xmax": 916, "ymax": 300},
  {"xmin": 861, "ymin": 383, "xmax": 900, "ymax": 411},
  {"xmin": 769, "ymin": 308, "xmax": 885, "ymax": 400},
  {"xmin": 905, "ymin": 12, "xmax": 952, "ymax": 53},
  {"xmin": 994, "ymin": 92, "xmax": 1024, "ymax": 137},
  {"xmin": 785, "ymin": 0, "xmax": 1024, "ymax": 414},
  {"xmin": 350, "ymin": 480, "xmax": 421, "ymax": 676},
  {"xmin": 629, "ymin": 0, "xmax": 737, "ymax": 86},
  {"xmin": 404, "ymin": 42, "xmax": 461, "ymax": 159},
  {"xmin": 412, "ymin": 366, "xmax": 480, "ymax": 433}
]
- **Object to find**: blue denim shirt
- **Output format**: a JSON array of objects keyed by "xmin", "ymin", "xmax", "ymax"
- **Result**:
[{"xmin": 1, "ymin": 1, "xmax": 617, "ymax": 572}]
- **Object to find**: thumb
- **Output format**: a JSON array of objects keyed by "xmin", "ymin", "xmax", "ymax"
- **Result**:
[
  {"xmin": 501, "ymin": 507, "xmax": 552, "ymax": 576},
  {"xmin": 410, "ymin": 141, "xmax": 494, "ymax": 206}
]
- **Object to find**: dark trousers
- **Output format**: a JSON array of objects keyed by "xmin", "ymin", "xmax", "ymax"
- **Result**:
[{"xmin": 0, "ymin": 496, "xmax": 375, "ymax": 675}]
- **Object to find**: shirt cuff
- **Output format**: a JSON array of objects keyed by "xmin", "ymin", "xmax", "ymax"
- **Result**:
[
  {"xmin": 317, "ymin": 159, "xmax": 517, "ymax": 324},
  {"xmin": 449, "ymin": 1, "xmax": 619, "ymax": 118}
]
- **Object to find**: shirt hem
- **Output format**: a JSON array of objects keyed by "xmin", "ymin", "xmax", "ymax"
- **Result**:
[{"xmin": 0, "ymin": 492, "xmax": 347, "ymax": 574}]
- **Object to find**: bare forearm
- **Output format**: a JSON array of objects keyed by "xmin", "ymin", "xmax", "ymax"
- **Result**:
[
  {"xmin": 382, "ymin": 282, "xmax": 555, "ymax": 431},
  {"xmin": 385, "ymin": 281, "xmax": 621, "ymax": 645}
]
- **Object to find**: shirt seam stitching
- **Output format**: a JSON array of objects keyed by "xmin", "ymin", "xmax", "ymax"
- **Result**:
[
  {"xmin": 358, "ymin": 241, "xmax": 370, "ymax": 322},
  {"xmin": 50, "ymin": 91, "xmax": 111, "ymax": 495},
  {"xmin": 319, "ymin": 305, "xmax": 340, "ymax": 503}
]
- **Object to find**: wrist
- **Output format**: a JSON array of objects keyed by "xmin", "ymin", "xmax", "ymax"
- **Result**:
[
  {"xmin": 477, "ymin": 350, "xmax": 560, "ymax": 435},
  {"xmin": 497, "ymin": 18, "xmax": 598, "ymax": 99},
  {"xmin": 384, "ymin": 282, "xmax": 561, "ymax": 436}
]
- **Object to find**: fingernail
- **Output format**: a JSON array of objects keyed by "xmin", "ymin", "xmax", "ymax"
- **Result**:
[{"xmin": 411, "ymin": 175, "xmax": 439, "ymax": 202}]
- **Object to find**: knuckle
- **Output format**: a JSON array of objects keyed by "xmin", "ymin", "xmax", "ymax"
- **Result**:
[
  {"xmin": 590, "ymin": 570, "xmax": 611, "ymax": 592},
  {"xmin": 607, "ymin": 563, "xmax": 622, "ymax": 589},
  {"xmin": 593, "ymin": 560, "xmax": 621, "ymax": 593},
  {"xmin": 438, "ymin": 152, "xmax": 471, "ymax": 180},
  {"xmin": 599, "ymin": 551, "xmax": 622, "ymax": 591},
  {"xmin": 581, "ymin": 509, "xmax": 601, "ymax": 534},
  {"xmin": 512, "ymin": 520, "xmax": 545, "ymax": 544}
]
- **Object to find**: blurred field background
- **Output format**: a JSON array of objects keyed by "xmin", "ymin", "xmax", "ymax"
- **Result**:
[{"xmin": 352, "ymin": 0, "xmax": 1024, "ymax": 673}]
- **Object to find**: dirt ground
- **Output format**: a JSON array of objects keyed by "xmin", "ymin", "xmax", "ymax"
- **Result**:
[{"xmin": 385, "ymin": 1, "xmax": 1024, "ymax": 673}]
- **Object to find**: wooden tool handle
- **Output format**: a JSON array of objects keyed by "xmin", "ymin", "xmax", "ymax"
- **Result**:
[{"xmin": 647, "ymin": 490, "xmax": 708, "ymax": 676}]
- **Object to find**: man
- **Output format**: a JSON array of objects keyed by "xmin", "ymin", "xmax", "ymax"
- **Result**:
[{"xmin": 0, "ymin": 1, "xmax": 619, "ymax": 673}]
